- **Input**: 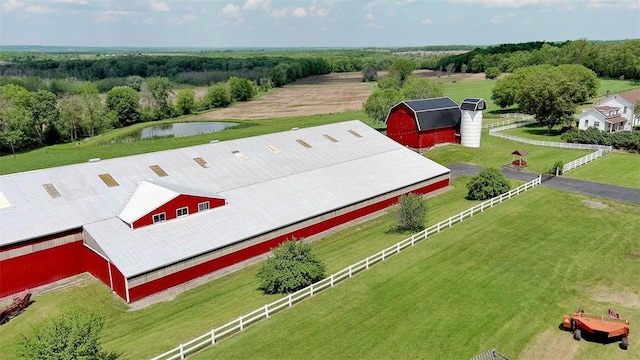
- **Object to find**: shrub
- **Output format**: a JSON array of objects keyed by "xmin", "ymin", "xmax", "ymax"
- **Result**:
[
  {"xmin": 391, "ymin": 193, "xmax": 428, "ymax": 232},
  {"xmin": 257, "ymin": 239, "xmax": 326, "ymax": 294},
  {"xmin": 551, "ymin": 160, "xmax": 564, "ymax": 175},
  {"xmin": 466, "ymin": 168, "xmax": 511, "ymax": 200}
]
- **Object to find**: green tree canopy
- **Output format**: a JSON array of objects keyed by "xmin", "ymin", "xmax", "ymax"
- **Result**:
[
  {"xmin": 257, "ymin": 239, "xmax": 326, "ymax": 294},
  {"xmin": 18, "ymin": 310, "xmax": 118, "ymax": 360},
  {"xmin": 204, "ymin": 83, "xmax": 232, "ymax": 109},
  {"xmin": 388, "ymin": 58, "xmax": 415, "ymax": 86},
  {"xmin": 30, "ymin": 90, "xmax": 59, "ymax": 145},
  {"xmin": 105, "ymin": 86, "xmax": 140, "ymax": 127},
  {"xmin": 466, "ymin": 168, "xmax": 511, "ymax": 200},
  {"xmin": 362, "ymin": 88, "xmax": 403, "ymax": 124},
  {"xmin": 401, "ymin": 75, "xmax": 444, "ymax": 100},
  {"xmin": 175, "ymin": 89, "xmax": 195, "ymax": 115},
  {"xmin": 227, "ymin": 76, "xmax": 256, "ymax": 102},
  {"xmin": 145, "ymin": 76, "xmax": 173, "ymax": 120},
  {"xmin": 491, "ymin": 64, "xmax": 599, "ymax": 132}
]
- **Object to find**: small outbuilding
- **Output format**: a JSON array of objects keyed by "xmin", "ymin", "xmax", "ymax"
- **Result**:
[
  {"xmin": 385, "ymin": 97, "xmax": 461, "ymax": 150},
  {"xmin": 511, "ymin": 149, "xmax": 528, "ymax": 166}
]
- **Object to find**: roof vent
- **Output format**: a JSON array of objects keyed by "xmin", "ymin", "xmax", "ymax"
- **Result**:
[
  {"xmin": 88, "ymin": 158, "xmax": 101, "ymax": 163},
  {"xmin": 210, "ymin": 140, "xmax": 219, "ymax": 144},
  {"xmin": 291, "ymin": 127, "xmax": 299, "ymax": 131}
]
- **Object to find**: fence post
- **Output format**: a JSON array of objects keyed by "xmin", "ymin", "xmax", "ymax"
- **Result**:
[
  {"xmin": 211, "ymin": 329, "xmax": 216, "ymax": 345},
  {"xmin": 239, "ymin": 316, "xmax": 244, "ymax": 331},
  {"xmin": 288, "ymin": 293, "xmax": 292, "ymax": 307},
  {"xmin": 265, "ymin": 304, "xmax": 269, "ymax": 318},
  {"xmin": 180, "ymin": 344, "xmax": 185, "ymax": 360},
  {"xmin": 366, "ymin": 257, "xmax": 370, "ymax": 269},
  {"xmin": 348, "ymin": 265, "xmax": 353, "ymax": 277},
  {"xmin": 310, "ymin": 283, "xmax": 314, "ymax": 296}
]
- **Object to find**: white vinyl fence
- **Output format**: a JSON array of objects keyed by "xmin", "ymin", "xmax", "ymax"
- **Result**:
[
  {"xmin": 151, "ymin": 176, "xmax": 542, "ymax": 360},
  {"xmin": 482, "ymin": 119, "xmax": 531, "ymax": 129},
  {"xmin": 488, "ymin": 122, "xmax": 612, "ymax": 152},
  {"xmin": 562, "ymin": 149, "xmax": 605, "ymax": 174}
]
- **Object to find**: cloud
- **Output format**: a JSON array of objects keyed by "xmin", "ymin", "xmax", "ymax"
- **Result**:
[
  {"xmin": 168, "ymin": 14, "xmax": 196, "ymax": 25},
  {"xmin": 2, "ymin": 0, "xmax": 23, "ymax": 12},
  {"xmin": 364, "ymin": 1, "xmax": 378, "ymax": 10},
  {"xmin": 447, "ymin": 0, "xmax": 570, "ymax": 8},
  {"xmin": 489, "ymin": 12, "xmax": 515, "ymax": 23},
  {"xmin": 26, "ymin": 5, "xmax": 50, "ymax": 13},
  {"xmin": 222, "ymin": 3, "xmax": 241, "ymax": 17},
  {"xmin": 292, "ymin": 7, "xmax": 307, "ymax": 17},
  {"xmin": 587, "ymin": 0, "xmax": 639, "ymax": 9},
  {"xmin": 394, "ymin": 0, "xmax": 417, "ymax": 4},
  {"xmin": 421, "ymin": 18, "xmax": 433, "ymax": 24},
  {"xmin": 52, "ymin": 0, "xmax": 88, "ymax": 3},
  {"xmin": 244, "ymin": 0, "xmax": 270, "ymax": 10},
  {"xmin": 150, "ymin": 1, "xmax": 170, "ymax": 12},
  {"xmin": 366, "ymin": 13, "xmax": 375, "ymax": 20},
  {"xmin": 310, "ymin": 4, "xmax": 329, "ymax": 17},
  {"xmin": 270, "ymin": 7, "xmax": 289, "ymax": 17},
  {"xmin": 97, "ymin": 10, "xmax": 136, "ymax": 23}
]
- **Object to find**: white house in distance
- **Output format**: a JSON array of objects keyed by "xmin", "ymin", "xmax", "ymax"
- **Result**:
[{"xmin": 578, "ymin": 88, "xmax": 640, "ymax": 132}]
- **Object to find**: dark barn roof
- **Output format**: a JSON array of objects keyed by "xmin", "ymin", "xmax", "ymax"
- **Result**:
[{"xmin": 389, "ymin": 97, "xmax": 461, "ymax": 131}]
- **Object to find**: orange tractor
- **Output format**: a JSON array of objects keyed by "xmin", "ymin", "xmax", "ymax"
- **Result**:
[{"xmin": 562, "ymin": 308, "xmax": 630, "ymax": 350}]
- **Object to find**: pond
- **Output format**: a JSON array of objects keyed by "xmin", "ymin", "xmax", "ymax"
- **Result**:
[{"xmin": 109, "ymin": 122, "xmax": 238, "ymax": 144}]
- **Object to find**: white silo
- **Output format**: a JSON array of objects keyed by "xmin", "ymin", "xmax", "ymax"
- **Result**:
[{"xmin": 459, "ymin": 97, "xmax": 486, "ymax": 148}]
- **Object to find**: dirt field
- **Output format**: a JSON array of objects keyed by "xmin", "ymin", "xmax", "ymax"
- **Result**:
[{"xmin": 194, "ymin": 72, "xmax": 374, "ymax": 120}]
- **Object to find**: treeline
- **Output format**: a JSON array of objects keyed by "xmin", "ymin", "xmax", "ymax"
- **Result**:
[
  {"xmin": 0, "ymin": 76, "xmax": 257, "ymax": 154},
  {"xmin": 434, "ymin": 39, "xmax": 640, "ymax": 79}
]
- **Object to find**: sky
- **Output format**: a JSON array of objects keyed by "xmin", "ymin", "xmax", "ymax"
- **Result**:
[{"xmin": 0, "ymin": 0, "xmax": 638, "ymax": 48}]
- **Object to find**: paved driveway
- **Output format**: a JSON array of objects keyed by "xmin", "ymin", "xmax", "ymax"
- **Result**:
[{"xmin": 447, "ymin": 163, "xmax": 640, "ymax": 205}]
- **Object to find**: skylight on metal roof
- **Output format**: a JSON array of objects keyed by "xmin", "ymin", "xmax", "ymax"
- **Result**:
[
  {"xmin": 232, "ymin": 150, "xmax": 249, "ymax": 160},
  {"xmin": 42, "ymin": 183, "xmax": 61, "ymax": 198},
  {"xmin": 0, "ymin": 192, "xmax": 10, "ymax": 209},
  {"xmin": 149, "ymin": 165, "xmax": 168, "ymax": 177},
  {"xmin": 98, "ymin": 173, "xmax": 119, "ymax": 187},
  {"xmin": 193, "ymin": 157, "xmax": 208, "ymax": 168},
  {"xmin": 348, "ymin": 130, "xmax": 362, "ymax": 138},
  {"xmin": 296, "ymin": 139, "xmax": 312, "ymax": 148},
  {"xmin": 266, "ymin": 144, "xmax": 281, "ymax": 154},
  {"xmin": 323, "ymin": 134, "xmax": 338, "ymax": 143}
]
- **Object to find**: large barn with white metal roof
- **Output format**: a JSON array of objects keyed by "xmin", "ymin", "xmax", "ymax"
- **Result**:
[{"xmin": 0, "ymin": 120, "xmax": 450, "ymax": 303}]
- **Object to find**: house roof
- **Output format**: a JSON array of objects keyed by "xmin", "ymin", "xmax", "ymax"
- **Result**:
[
  {"xmin": 1, "ymin": 120, "xmax": 450, "ymax": 278},
  {"xmin": 619, "ymin": 88, "xmax": 640, "ymax": 105},
  {"xmin": 388, "ymin": 97, "xmax": 462, "ymax": 131},
  {"xmin": 117, "ymin": 180, "xmax": 223, "ymax": 225},
  {"xmin": 605, "ymin": 116, "xmax": 627, "ymax": 124}
]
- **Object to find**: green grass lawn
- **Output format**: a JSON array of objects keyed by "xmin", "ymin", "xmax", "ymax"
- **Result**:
[
  {"xmin": 2, "ymin": 180, "xmax": 636, "ymax": 360},
  {"xmin": 192, "ymin": 187, "xmax": 640, "ymax": 360},
  {"xmin": 596, "ymin": 78, "xmax": 640, "ymax": 97},
  {"xmin": 500, "ymin": 123, "xmax": 566, "ymax": 142},
  {"xmin": 564, "ymin": 152, "xmax": 640, "ymax": 189},
  {"xmin": 424, "ymin": 129, "xmax": 590, "ymax": 174},
  {"xmin": 442, "ymin": 78, "xmax": 511, "ymax": 115},
  {"xmin": 0, "ymin": 111, "xmax": 372, "ymax": 175}
]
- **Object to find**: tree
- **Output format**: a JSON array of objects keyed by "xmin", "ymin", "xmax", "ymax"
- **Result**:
[
  {"xmin": 377, "ymin": 76, "xmax": 401, "ymax": 90},
  {"xmin": 460, "ymin": 63, "xmax": 468, "ymax": 74},
  {"xmin": 257, "ymin": 239, "xmax": 326, "ymax": 294},
  {"xmin": 76, "ymin": 82, "xmax": 109, "ymax": 137},
  {"xmin": 491, "ymin": 64, "xmax": 599, "ymax": 133},
  {"xmin": 30, "ymin": 90, "xmax": 59, "ymax": 145},
  {"xmin": 361, "ymin": 66, "xmax": 377, "ymax": 82},
  {"xmin": 362, "ymin": 88, "xmax": 403, "ymax": 124},
  {"xmin": 392, "ymin": 193, "xmax": 428, "ymax": 232},
  {"xmin": 485, "ymin": 66, "xmax": 501, "ymax": 79},
  {"xmin": 18, "ymin": 310, "xmax": 118, "ymax": 360},
  {"xmin": 445, "ymin": 62, "xmax": 455, "ymax": 77},
  {"xmin": 57, "ymin": 96, "xmax": 84, "ymax": 141},
  {"xmin": 125, "ymin": 75, "xmax": 144, "ymax": 91},
  {"xmin": 0, "ymin": 84, "xmax": 36, "ymax": 151},
  {"xmin": 145, "ymin": 76, "xmax": 173, "ymax": 119},
  {"xmin": 105, "ymin": 86, "xmax": 140, "ymax": 127},
  {"xmin": 204, "ymin": 83, "xmax": 232, "ymax": 109},
  {"xmin": 388, "ymin": 58, "xmax": 415, "ymax": 86},
  {"xmin": 466, "ymin": 168, "xmax": 511, "ymax": 200},
  {"xmin": 175, "ymin": 89, "xmax": 195, "ymax": 115},
  {"xmin": 227, "ymin": 76, "xmax": 256, "ymax": 102},
  {"xmin": 401, "ymin": 75, "xmax": 444, "ymax": 100}
]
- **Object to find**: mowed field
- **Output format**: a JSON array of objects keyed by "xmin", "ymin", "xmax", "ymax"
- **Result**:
[{"xmin": 194, "ymin": 72, "xmax": 374, "ymax": 120}]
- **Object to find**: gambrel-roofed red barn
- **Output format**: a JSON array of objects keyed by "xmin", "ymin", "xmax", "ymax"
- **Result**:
[{"xmin": 385, "ymin": 97, "xmax": 462, "ymax": 150}]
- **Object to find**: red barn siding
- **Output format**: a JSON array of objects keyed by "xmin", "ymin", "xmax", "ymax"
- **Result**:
[
  {"xmin": 126, "ymin": 178, "xmax": 449, "ymax": 302},
  {"xmin": 418, "ymin": 128, "xmax": 459, "ymax": 148},
  {"xmin": 386, "ymin": 105, "xmax": 420, "ymax": 149},
  {"xmin": 109, "ymin": 263, "xmax": 127, "ymax": 302},
  {"xmin": 0, "ymin": 240, "xmax": 84, "ymax": 298},
  {"xmin": 133, "ymin": 195, "xmax": 225, "ymax": 229},
  {"xmin": 85, "ymin": 247, "xmax": 111, "ymax": 289}
]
